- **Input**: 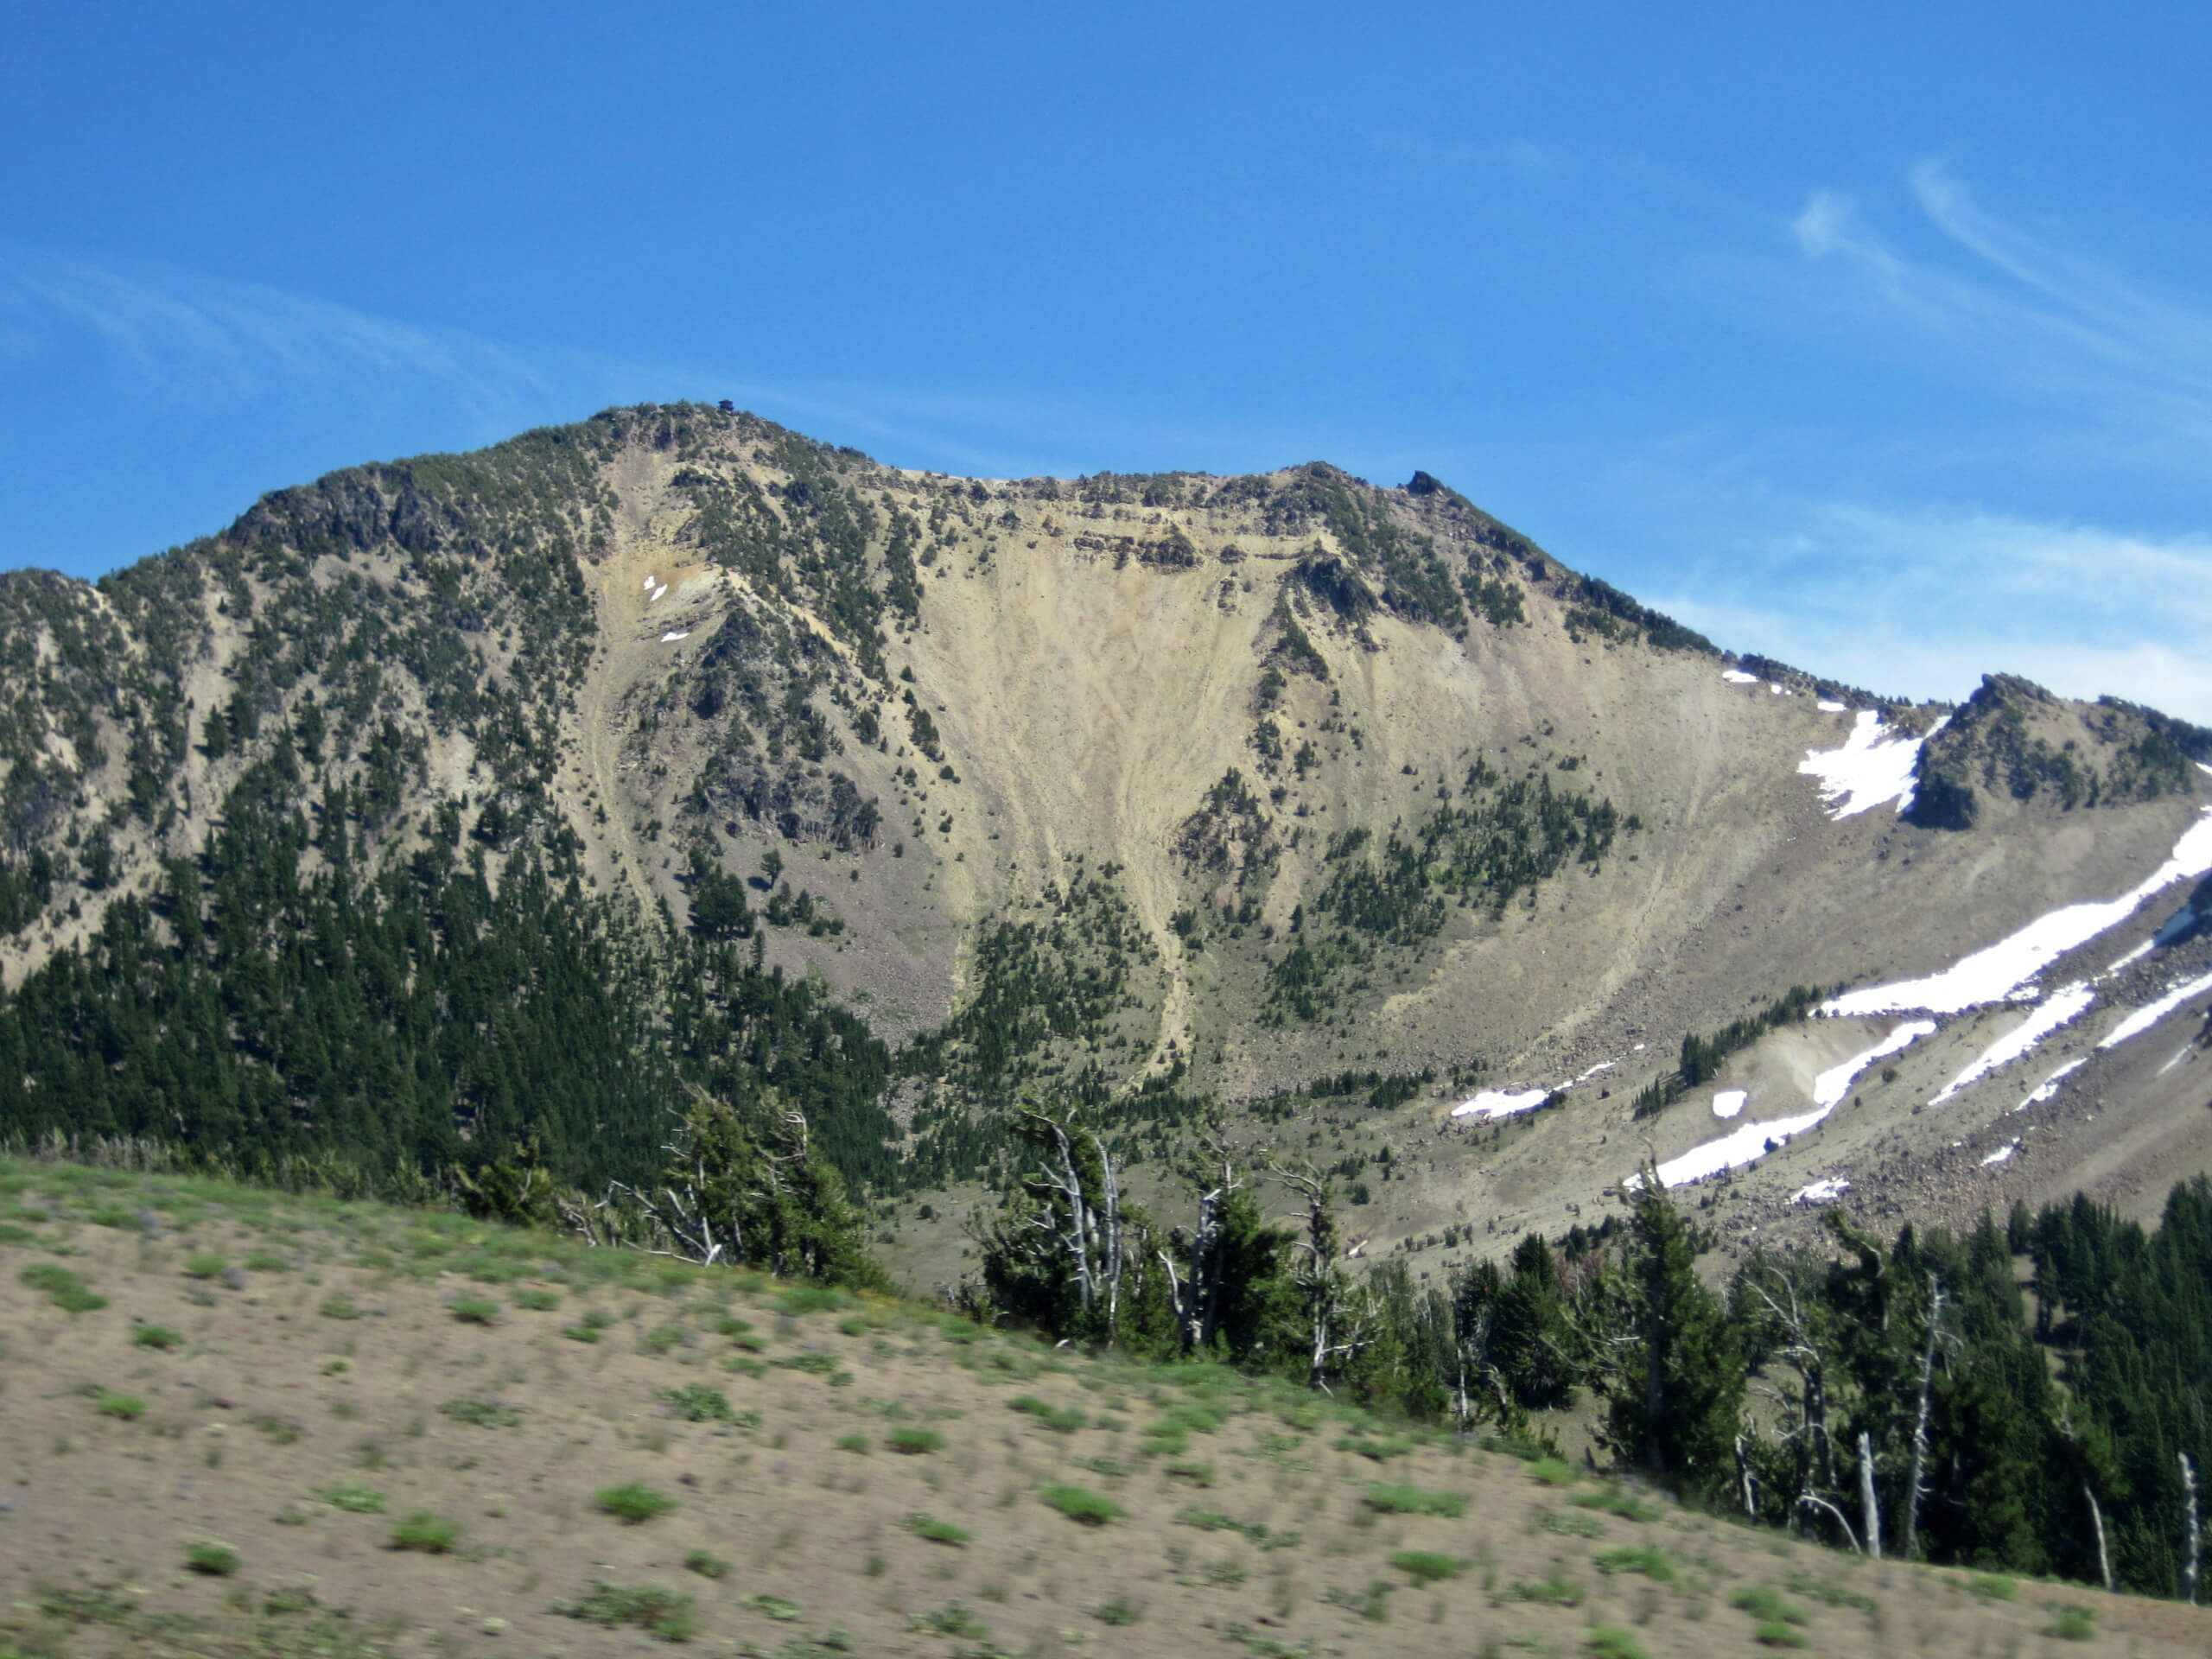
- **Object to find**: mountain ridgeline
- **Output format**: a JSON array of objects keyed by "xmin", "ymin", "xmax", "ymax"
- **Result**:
[{"xmin": 1, "ymin": 402, "xmax": 2209, "ymax": 1230}]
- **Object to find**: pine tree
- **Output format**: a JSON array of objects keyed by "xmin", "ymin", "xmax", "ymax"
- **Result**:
[{"xmin": 1610, "ymin": 1175, "xmax": 1744, "ymax": 1496}]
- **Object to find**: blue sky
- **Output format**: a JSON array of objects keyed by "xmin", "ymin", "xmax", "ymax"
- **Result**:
[{"xmin": 6, "ymin": 2, "xmax": 2212, "ymax": 717}]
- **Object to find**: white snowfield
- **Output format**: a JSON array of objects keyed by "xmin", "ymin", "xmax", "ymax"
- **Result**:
[
  {"xmin": 642, "ymin": 575, "xmax": 657, "ymax": 590},
  {"xmin": 2019, "ymin": 1058, "xmax": 2085, "ymax": 1110},
  {"xmin": 1632, "ymin": 1020, "xmax": 1936, "ymax": 1190},
  {"xmin": 1711, "ymin": 1090, "xmax": 1747, "ymax": 1118},
  {"xmin": 1817, "ymin": 700, "xmax": 1848, "ymax": 714},
  {"xmin": 1450, "ymin": 1087, "xmax": 1551, "ymax": 1121},
  {"xmin": 1449, "ymin": 1058, "xmax": 1618, "ymax": 1122},
  {"xmin": 661, "ymin": 631, "xmax": 690, "ymax": 643},
  {"xmin": 1791, "ymin": 1177, "xmax": 1851, "ymax": 1205},
  {"xmin": 1824, "ymin": 804, "xmax": 2212, "ymax": 1017},
  {"xmin": 1981, "ymin": 1141, "xmax": 2018, "ymax": 1166},
  {"xmin": 1928, "ymin": 982, "xmax": 2095, "ymax": 1105},
  {"xmin": 2099, "ymin": 967, "xmax": 2212, "ymax": 1049},
  {"xmin": 1797, "ymin": 709, "xmax": 1934, "ymax": 820},
  {"xmin": 1721, "ymin": 669, "xmax": 1759, "ymax": 685}
]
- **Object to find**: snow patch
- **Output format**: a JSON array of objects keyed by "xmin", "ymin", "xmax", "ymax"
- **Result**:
[
  {"xmin": 1929, "ymin": 983, "xmax": 2094, "ymax": 1105},
  {"xmin": 1450, "ymin": 1088, "xmax": 1551, "ymax": 1121},
  {"xmin": 1815, "ymin": 1021, "xmax": 1936, "ymax": 1107},
  {"xmin": 2018, "ymin": 1059, "xmax": 2085, "ymax": 1110},
  {"xmin": 1636, "ymin": 1021, "xmax": 1936, "ymax": 1189},
  {"xmin": 2099, "ymin": 967, "xmax": 2212, "ymax": 1049},
  {"xmin": 1817, "ymin": 700, "xmax": 1848, "ymax": 713},
  {"xmin": 1981, "ymin": 1141, "xmax": 2018, "ymax": 1166},
  {"xmin": 642, "ymin": 575, "xmax": 657, "ymax": 590},
  {"xmin": 661, "ymin": 630, "xmax": 690, "ymax": 642},
  {"xmin": 1770, "ymin": 683, "xmax": 1785, "ymax": 695},
  {"xmin": 1721, "ymin": 669, "xmax": 1759, "ymax": 685},
  {"xmin": 1825, "ymin": 807, "xmax": 2212, "ymax": 1016},
  {"xmin": 1797, "ymin": 709, "xmax": 1931, "ymax": 820},
  {"xmin": 1712, "ymin": 1090, "xmax": 1747, "ymax": 1119},
  {"xmin": 1791, "ymin": 1177, "xmax": 1851, "ymax": 1205}
]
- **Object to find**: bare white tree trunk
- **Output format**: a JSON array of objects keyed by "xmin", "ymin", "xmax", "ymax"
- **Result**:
[
  {"xmin": 2183, "ymin": 1452, "xmax": 2201, "ymax": 1606},
  {"xmin": 2085, "ymin": 1483, "xmax": 2113, "ymax": 1593},
  {"xmin": 1735, "ymin": 1433, "xmax": 1758, "ymax": 1519},
  {"xmin": 1901, "ymin": 1277, "xmax": 1945, "ymax": 1561},
  {"xmin": 1859, "ymin": 1430, "xmax": 1883, "ymax": 1561},
  {"xmin": 1796, "ymin": 1491, "xmax": 1862, "ymax": 1554}
]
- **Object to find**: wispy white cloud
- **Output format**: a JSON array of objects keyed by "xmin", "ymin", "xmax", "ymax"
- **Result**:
[
  {"xmin": 0, "ymin": 242, "xmax": 569, "ymax": 429},
  {"xmin": 1789, "ymin": 166, "xmax": 2212, "ymax": 435},
  {"xmin": 1646, "ymin": 495, "xmax": 2212, "ymax": 721}
]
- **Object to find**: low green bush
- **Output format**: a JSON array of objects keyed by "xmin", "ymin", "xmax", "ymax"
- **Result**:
[
  {"xmin": 1389, "ymin": 1550, "xmax": 1463, "ymax": 1585},
  {"xmin": 1363, "ymin": 1483, "xmax": 1465, "ymax": 1517},
  {"xmin": 594, "ymin": 1483, "xmax": 678, "ymax": 1523},
  {"xmin": 1039, "ymin": 1484, "xmax": 1123, "ymax": 1525}
]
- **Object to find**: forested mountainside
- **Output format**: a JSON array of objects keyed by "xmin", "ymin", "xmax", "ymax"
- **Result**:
[{"xmin": 2, "ymin": 401, "xmax": 2210, "ymax": 1261}]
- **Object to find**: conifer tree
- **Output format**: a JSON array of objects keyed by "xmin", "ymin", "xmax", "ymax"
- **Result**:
[{"xmin": 1609, "ymin": 1173, "xmax": 1743, "ymax": 1495}]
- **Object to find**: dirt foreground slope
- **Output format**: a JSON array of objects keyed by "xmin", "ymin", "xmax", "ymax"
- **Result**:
[{"xmin": 3, "ymin": 1158, "xmax": 2202, "ymax": 1659}]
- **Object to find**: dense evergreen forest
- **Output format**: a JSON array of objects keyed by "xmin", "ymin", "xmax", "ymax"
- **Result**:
[
  {"xmin": 968, "ymin": 1109, "xmax": 2212, "ymax": 1603},
  {"xmin": 0, "ymin": 736, "xmax": 895, "ymax": 1198}
]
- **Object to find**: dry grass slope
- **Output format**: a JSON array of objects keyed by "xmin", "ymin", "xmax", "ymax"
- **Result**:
[{"xmin": 2, "ymin": 1157, "xmax": 2202, "ymax": 1659}]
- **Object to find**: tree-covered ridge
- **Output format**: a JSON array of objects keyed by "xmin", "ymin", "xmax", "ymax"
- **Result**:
[
  {"xmin": 1910, "ymin": 673, "xmax": 2212, "ymax": 830},
  {"xmin": 0, "ymin": 723, "xmax": 896, "ymax": 1196}
]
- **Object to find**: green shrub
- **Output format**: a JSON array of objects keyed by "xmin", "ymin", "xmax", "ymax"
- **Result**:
[
  {"xmin": 741, "ymin": 1593, "xmax": 803, "ymax": 1622},
  {"xmin": 1337, "ymin": 1433, "xmax": 1414, "ymax": 1460},
  {"xmin": 1500, "ymin": 1573, "xmax": 1583, "ymax": 1607},
  {"xmin": 512, "ymin": 1288, "xmax": 561, "ymax": 1312},
  {"xmin": 2044, "ymin": 1604, "xmax": 2095, "ymax": 1642},
  {"xmin": 1754, "ymin": 1623, "xmax": 1808, "ymax": 1650},
  {"xmin": 1730, "ymin": 1586, "xmax": 1807, "ymax": 1626},
  {"xmin": 184, "ymin": 1540, "xmax": 239, "ymax": 1576},
  {"xmin": 777, "ymin": 1286, "xmax": 853, "ymax": 1316},
  {"xmin": 1569, "ymin": 1488, "xmax": 1661, "ymax": 1523},
  {"xmin": 390, "ymin": 1511, "xmax": 461, "ymax": 1553},
  {"xmin": 440, "ymin": 1396, "xmax": 522, "ymax": 1428},
  {"xmin": 20, "ymin": 1262, "xmax": 105, "ymax": 1313},
  {"xmin": 1389, "ymin": 1550, "xmax": 1463, "ymax": 1585},
  {"xmin": 1586, "ymin": 1628, "xmax": 1649, "ymax": 1659},
  {"xmin": 1593, "ymin": 1545, "xmax": 1673, "ymax": 1582},
  {"xmin": 595, "ymin": 1483, "xmax": 678, "ymax": 1523},
  {"xmin": 319, "ymin": 1294, "xmax": 362, "ymax": 1319},
  {"xmin": 448, "ymin": 1294, "xmax": 499, "ymax": 1325},
  {"xmin": 887, "ymin": 1427, "xmax": 944, "ymax": 1455},
  {"xmin": 1039, "ymin": 1484, "xmax": 1122, "ymax": 1526},
  {"xmin": 659, "ymin": 1384, "xmax": 734, "ymax": 1422},
  {"xmin": 183, "ymin": 1252, "xmax": 227, "ymax": 1281},
  {"xmin": 683, "ymin": 1550, "xmax": 728, "ymax": 1580},
  {"xmin": 132, "ymin": 1324, "xmax": 184, "ymax": 1351},
  {"xmin": 1007, "ymin": 1395, "xmax": 1087, "ymax": 1433},
  {"xmin": 243, "ymin": 1250, "xmax": 291, "ymax": 1272},
  {"xmin": 554, "ymin": 1582, "xmax": 696, "ymax": 1643},
  {"xmin": 318, "ymin": 1481, "xmax": 385, "ymax": 1513},
  {"xmin": 836, "ymin": 1432, "xmax": 870, "ymax": 1454},
  {"xmin": 94, "ymin": 1390, "xmax": 146, "ymax": 1421},
  {"xmin": 1968, "ymin": 1573, "xmax": 2015, "ymax": 1601},
  {"xmin": 905, "ymin": 1512, "xmax": 971, "ymax": 1545},
  {"xmin": 1527, "ymin": 1455, "xmax": 1576, "ymax": 1485},
  {"xmin": 1539, "ymin": 1509, "xmax": 1605, "ymax": 1537},
  {"xmin": 1090, "ymin": 1594, "xmax": 1143, "ymax": 1625},
  {"xmin": 1363, "ymin": 1483, "xmax": 1465, "ymax": 1517}
]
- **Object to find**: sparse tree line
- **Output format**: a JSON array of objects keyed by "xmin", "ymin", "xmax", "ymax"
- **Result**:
[{"xmin": 959, "ymin": 1104, "xmax": 2212, "ymax": 1604}]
